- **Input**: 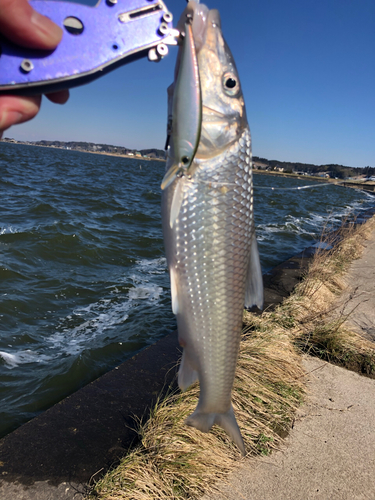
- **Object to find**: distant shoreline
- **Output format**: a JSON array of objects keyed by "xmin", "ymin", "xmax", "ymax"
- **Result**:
[
  {"xmin": 27, "ymin": 143, "xmax": 167, "ymax": 163},
  {"xmin": 1, "ymin": 140, "xmax": 166, "ymax": 163}
]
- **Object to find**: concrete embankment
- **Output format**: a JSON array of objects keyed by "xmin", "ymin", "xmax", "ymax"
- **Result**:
[{"xmin": 1, "ymin": 208, "xmax": 375, "ymax": 500}]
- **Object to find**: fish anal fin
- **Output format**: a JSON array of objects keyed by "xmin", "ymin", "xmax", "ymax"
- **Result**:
[
  {"xmin": 245, "ymin": 233, "xmax": 264, "ymax": 309},
  {"xmin": 178, "ymin": 348, "xmax": 199, "ymax": 391}
]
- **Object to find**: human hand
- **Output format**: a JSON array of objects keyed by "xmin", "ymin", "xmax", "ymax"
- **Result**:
[{"xmin": 0, "ymin": 0, "xmax": 70, "ymax": 138}]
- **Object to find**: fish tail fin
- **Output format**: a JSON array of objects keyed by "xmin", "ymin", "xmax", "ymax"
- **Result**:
[
  {"xmin": 178, "ymin": 349, "xmax": 199, "ymax": 391},
  {"xmin": 214, "ymin": 406, "xmax": 246, "ymax": 456},
  {"xmin": 185, "ymin": 405, "xmax": 246, "ymax": 456}
]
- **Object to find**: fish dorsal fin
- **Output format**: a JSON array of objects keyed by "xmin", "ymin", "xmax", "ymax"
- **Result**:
[
  {"xmin": 169, "ymin": 265, "xmax": 179, "ymax": 315},
  {"xmin": 170, "ymin": 177, "xmax": 186, "ymax": 228},
  {"xmin": 245, "ymin": 233, "xmax": 264, "ymax": 309}
]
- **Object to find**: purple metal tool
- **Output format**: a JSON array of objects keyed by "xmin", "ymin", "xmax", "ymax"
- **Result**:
[{"xmin": 0, "ymin": 0, "xmax": 179, "ymax": 95}]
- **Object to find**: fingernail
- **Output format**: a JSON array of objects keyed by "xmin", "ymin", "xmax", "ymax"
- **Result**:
[{"xmin": 31, "ymin": 11, "xmax": 63, "ymax": 46}]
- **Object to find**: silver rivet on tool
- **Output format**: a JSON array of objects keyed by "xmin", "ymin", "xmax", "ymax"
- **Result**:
[
  {"xmin": 163, "ymin": 12, "xmax": 173, "ymax": 23},
  {"xmin": 20, "ymin": 59, "xmax": 34, "ymax": 73}
]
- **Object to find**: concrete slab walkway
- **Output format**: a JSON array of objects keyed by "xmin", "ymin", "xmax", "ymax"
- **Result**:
[
  {"xmin": 203, "ymin": 355, "xmax": 375, "ymax": 500},
  {"xmin": 335, "ymin": 227, "xmax": 375, "ymax": 342}
]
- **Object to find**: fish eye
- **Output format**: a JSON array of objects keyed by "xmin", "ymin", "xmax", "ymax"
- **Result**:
[
  {"xmin": 226, "ymin": 78, "xmax": 236, "ymax": 88},
  {"xmin": 181, "ymin": 156, "xmax": 190, "ymax": 165},
  {"xmin": 223, "ymin": 72, "xmax": 240, "ymax": 96}
]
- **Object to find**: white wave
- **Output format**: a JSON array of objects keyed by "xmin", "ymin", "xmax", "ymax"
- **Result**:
[
  {"xmin": 50, "ymin": 299, "xmax": 131, "ymax": 356},
  {"xmin": 128, "ymin": 284, "xmax": 163, "ymax": 301},
  {"xmin": 48, "ymin": 258, "xmax": 167, "ymax": 356},
  {"xmin": 257, "ymin": 201, "xmax": 374, "ymax": 241},
  {"xmin": 0, "ymin": 226, "xmax": 18, "ymax": 235},
  {"xmin": 135, "ymin": 257, "xmax": 167, "ymax": 274},
  {"xmin": 0, "ymin": 349, "xmax": 52, "ymax": 369}
]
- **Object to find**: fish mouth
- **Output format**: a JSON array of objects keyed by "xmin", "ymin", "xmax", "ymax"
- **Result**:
[{"xmin": 176, "ymin": 2, "xmax": 210, "ymax": 54}]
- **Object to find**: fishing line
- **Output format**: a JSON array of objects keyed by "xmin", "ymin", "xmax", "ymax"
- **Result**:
[
  {"xmin": 191, "ymin": 177, "xmax": 346, "ymax": 192},
  {"xmin": 254, "ymin": 181, "xmax": 343, "ymax": 191}
]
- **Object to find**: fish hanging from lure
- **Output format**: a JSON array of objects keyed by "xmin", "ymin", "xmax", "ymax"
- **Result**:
[{"xmin": 161, "ymin": 1, "xmax": 263, "ymax": 455}]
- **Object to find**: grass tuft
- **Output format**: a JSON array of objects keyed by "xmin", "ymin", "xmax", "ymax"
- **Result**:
[{"xmin": 290, "ymin": 215, "xmax": 375, "ymax": 376}]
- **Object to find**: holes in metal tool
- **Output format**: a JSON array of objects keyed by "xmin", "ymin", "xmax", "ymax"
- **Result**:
[
  {"xmin": 158, "ymin": 22, "xmax": 169, "ymax": 35},
  {"xmin": 163, "ymin": 12, "xmax": 173, "ymax": 23},
  {"xmin": 129, "ymin": 4, "xmax": 161, "ymax": 19},
  {"xmin": 20, "ymin": 59, "xmax": 34, "ymax": 73},
  {"xmin": 63, "ymin": 17, "xmax": 84, "ymax": 35},
  {"xmin": 112, "ymin": 44, "xmax": 119, "ymax": 50},
  {"xmin": 156, "ymin": 43, "xmax": 168, "ymax": 57}
]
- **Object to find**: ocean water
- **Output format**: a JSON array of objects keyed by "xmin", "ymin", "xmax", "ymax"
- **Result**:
[{"xmin": 0, "ymin": 142, "xmax": 373, "ymax": 437}]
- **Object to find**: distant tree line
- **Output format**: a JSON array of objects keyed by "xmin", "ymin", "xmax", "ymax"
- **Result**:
[
  {"xmin": 20, "ymin": 140, "xmax": 166, "ymax": 159},
  {"xmin": 253, "ymin": 156, "xmax": 374, "ymax": 179}
]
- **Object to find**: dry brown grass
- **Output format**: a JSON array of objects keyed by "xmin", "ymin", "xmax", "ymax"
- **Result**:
[
  {"xmin": 88, "ymin": 214, "xmax": 375, "ymax": 500},
  {"xmin": 288, "ymin": 215, "xmax": 375, "ymax": 375},
  {"xmin": 88, "ymin": 326, "xmax": 304, "ymax": 499}
]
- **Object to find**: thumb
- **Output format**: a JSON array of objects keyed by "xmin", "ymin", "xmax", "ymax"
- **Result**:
[{"xmin": 0, "ymin": 0, "xmax": 63, "ymax": 50}]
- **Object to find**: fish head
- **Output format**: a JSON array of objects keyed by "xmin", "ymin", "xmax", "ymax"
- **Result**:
[{"xmin": 195, "ymin": 9, "xmax": 247, "ymax": 160}]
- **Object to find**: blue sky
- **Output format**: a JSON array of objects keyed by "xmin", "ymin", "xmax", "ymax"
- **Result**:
[{"xmin": 7, "ymin": 0, "xmax": 375, "ymax": 167}]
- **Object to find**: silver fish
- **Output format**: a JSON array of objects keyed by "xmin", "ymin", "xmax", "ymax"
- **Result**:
[{"xmin": 161, "ymin": 2, "xmax": 263, "ymax": 455}]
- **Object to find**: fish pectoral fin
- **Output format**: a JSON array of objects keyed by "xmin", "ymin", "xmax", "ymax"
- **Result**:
[
  {"xmin": 244, "ymin": 233, "xmax": 264, "ymax": 310},
  {"xmin": 161, "ymin": 163, "xmax": 181, "ymax": 190},
  {"xmin": 178, "ymin": 348, "xmax": 199, "ymax": 391},
  {"xmin": 214, "ymin": 405, "xmax": 246, "ymax": 456},
  {"xmin": 169, "ymin": 266, "xmax": 179, "ymax": 315},
  {"xmin": 170, "ymin": 176, "xmax": 185, "ymax": 228}
]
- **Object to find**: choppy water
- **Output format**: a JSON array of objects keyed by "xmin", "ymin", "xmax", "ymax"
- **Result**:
[{"xmin": 1, "ymin": 143, "xmax": 373, "ymax": 437}]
